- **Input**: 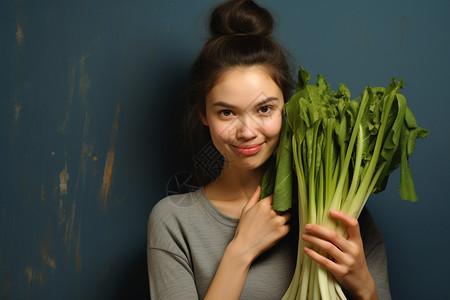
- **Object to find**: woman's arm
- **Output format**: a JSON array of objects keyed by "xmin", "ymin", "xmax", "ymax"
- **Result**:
[
  {"xmin": 204, "ymin": 186, "xmax": 291, "ymax": 300},
  {"xmin": 359, "ymin": 208, "xmax": 391, "ymax": 299},
  {"xmin": 148, "ymin": 247, "xmax": 199, "ymax": 299},
  {"xmin": 301, "ymin": 210, "xmax": 378, "ymax": 300}
]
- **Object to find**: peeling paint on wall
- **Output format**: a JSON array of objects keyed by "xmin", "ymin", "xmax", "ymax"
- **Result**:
[
  {"xmin": 13, "ymin": 5, "xmax": 25, "ymax": 128},
  {"xmin": 58, "ymin": 198, "xmax": 65, "ymax": 226},
  {"xmin": 59, "ymin": 54, "xmax": 91, "ymax": 134},
  {"xmin": 15, "ymin": 0, "xmax": 25, "ymax": 48},
  {"xmin": 25, "ymin": 267, "xmax": 32, "ymax": 289},
  {"xmin": 15, "ymin": 19, "xmax": 24, "ymax": 45},
  {"xmin": 101, "ymin": 150, "xmax": 115, "ymax": 210},
  {"xmin": 13, "ymin": 104, "xmax": 21, "ymax": 124},
  {"xmin": 41, "ymin": 246, "xmax": 56, "ymax": 271},
  {"xmin": 76, "ymin": 114, "xmax": 92, "ymax": 193},
  {"xmin": 58, "ymin": 161, "xmax": 69, "ymax": 226},
  {"xmin": 25, "ymin": 267, "xmax": 43, "ymax": 291},
  {"xmin": 79, "ymin": 54, "xmax": 91, "ymax": 106},
  {"xmin": 100, "ymin": 102, "xmax": 120, "ymax": 210},
  {"xmin": 64, "ymin": 202, "xmax": 76, "ymax": 254},
  {"xmin": 59, "ymin": 60, "xmax": 76, "ymax": 134},
  {"xmin": 41, "ymin": 220, "xmax": 56, "ymax": 273},
  {"xmin": 59, "ymin": 162, "xmax": 69, "ymax": 196}
]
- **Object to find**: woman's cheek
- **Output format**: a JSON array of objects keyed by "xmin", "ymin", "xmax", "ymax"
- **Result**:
[
  {"xmin": 208, "ymin": 122, "xmax": 232, "ymax": 153},
  {"xmin": 212, "ymin": 122, "xmax": 232, "ymax": 142},
  {"xmin": 265, "ymin": 116, "xmax": 283, "ymax": 139}
]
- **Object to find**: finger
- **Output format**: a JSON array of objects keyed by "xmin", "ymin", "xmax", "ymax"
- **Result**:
[
  {"xmin": 302, "ymin": 233, "xmax": 349, "ymax": 265},
  {"xmin": 304, "ymin": 246, "xmax": 352, "ymax": 280},
  {"xmin": 259, "ymin": 193, "xmax": 274, "ymax": 205},
  {"xmin": 242, "ymin": 185, "xmax": 261, "ymax": 214},
  {"xmin": 303, "ymin": 246, "xmax": 340, "ymax": 274},
  {"xmin": 304, "ymin": 223, "xmax": 350, "ymax": 254},
  {"xmin": 305, "ymin": 224, "xmax": 352, "ymax": 255},
  {"xmin": 329, "ymin": 209, "xmax": 360, "ymax": 240},
  {"xmin": 281, "ymin": 212, "xmax": 291, "ymax": 224}
]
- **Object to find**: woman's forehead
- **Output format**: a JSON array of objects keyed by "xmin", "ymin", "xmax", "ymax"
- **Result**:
[{"xmin": 207, "ymin": 66, "xmax": 283, "ymax": 106}]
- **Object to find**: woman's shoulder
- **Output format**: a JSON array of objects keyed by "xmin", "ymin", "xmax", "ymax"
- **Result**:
[
  {"xmin": 148, "ymin": 188, "xmax": 205, "ymax": 226},
  {"xmin": 147, "ymin": 190, "xmax": 206, "ymax": 256}
]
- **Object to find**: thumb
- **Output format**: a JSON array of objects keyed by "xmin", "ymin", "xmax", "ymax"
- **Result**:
[{"xmin": 241, "ymin": 185, "xmax": 261, "ymax": 215}]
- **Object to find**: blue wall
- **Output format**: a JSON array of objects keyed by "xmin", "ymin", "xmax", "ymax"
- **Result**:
[{"xmin": 1, "ymin": 0, "xmax": 449, "ymax": 299}]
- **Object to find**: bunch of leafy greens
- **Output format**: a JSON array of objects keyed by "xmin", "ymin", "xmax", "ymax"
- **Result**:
[{"xmin": 261, "ymin": 67, "xmax": 429, "ymax": 299}]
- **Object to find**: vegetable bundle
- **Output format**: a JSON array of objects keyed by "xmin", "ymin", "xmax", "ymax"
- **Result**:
[{"xmin": 261, "ymin": 67, "xmax": 429, "ymax": 299}]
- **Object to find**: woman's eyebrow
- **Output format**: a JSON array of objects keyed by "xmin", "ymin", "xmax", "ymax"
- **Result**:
[
  {"xmin": 255, "ymin": 97, "xmax": 279, "ymax": 106},
  {"xmin": 212, "ymin": 97, "xmax": 279, "ymax": 109},
  {"xmin": 212, "ymin": 101, "xmax": 237, "ymax": 109}
]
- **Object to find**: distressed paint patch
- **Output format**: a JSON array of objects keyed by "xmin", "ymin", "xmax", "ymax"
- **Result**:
[
  {"xmin": 25, "ymin": 267, "xmax": 43, "ymax": 291},
  {"xmin": 58, "ymin": 198, "xmax": 66, "ymax": 226},
  {"xmin": 58, "ymin": 161, "xmax": 69, "ymax": 226},
  {"xmin": 101, "ymin": 151, "xmax": 115, "ymax": 210},
  {"xmin": 13, "ymin": 5, "xmax": 25, "ymax": 127},
  {"xmin": 15, "ymin": 16, "xmax": 24, "ymax": 45},
  {"xmin": 59, "ymin": 54, "xmax": 91, "ymax": 134},
  {"xmin": 25, "ymin": 267, "xmax": 32, "ymax": 289},
  {"xmin": 41, "ymin": 247, "xmax": 56, "ymax": 271},
  {"xmin": 58, "ymin": 61, "xmax": 76, "ymax": 134},
  {"xmin": 14, "ymin": 104, "xmax": 22, "ymax": 123},
  {"xmin": 41, "ymin": 219, "xmax": 56, "ymax": 272},
  {"xmin": 64, "ymin": 202, "xmax": 76, "ymax": 255},
  {"xmin": 76, "ymin": 141, "xmax": 91, "ymax": 190},
  {"xmin": 79, "ymin": 54, "xmax": 91, "ymax": 106},
  {"xmin": 12, "ymin": 83, "xmax": 23, "ymax": 127},
  {"xmin": 59, "ymin": 162, "xmax": 69, "ymax": 195},
  {"xmin": 100, "ymin": 102, "xmax": 120, "ymax": 210},
  {"xmin": 76, "ymin": 113, "xmax": 92, "ymax": 193}
]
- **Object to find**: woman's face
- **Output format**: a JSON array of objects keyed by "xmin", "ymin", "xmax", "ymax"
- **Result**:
[{"xmin": 202, "ymin": 66, "xmax": 284, "ymax": 171}]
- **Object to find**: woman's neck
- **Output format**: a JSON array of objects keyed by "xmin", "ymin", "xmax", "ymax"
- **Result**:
[
  {"xmin": 206, "ymin": 163, "xmax": 266, "ymax": 201},
  {"xmin": 203, "ymin": 164, "xmax": 266, "ymax": 218}
]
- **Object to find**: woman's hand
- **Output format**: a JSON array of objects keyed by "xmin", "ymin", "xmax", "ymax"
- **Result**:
[
  {"xmin": 204, "ymin": 186, "xmax": 291, "ymax": 300},
  {"xmin": 301, "ymin": 210, "xmax": 378, "ymax": 300},
  {"xmin": 232, "ymin": 186, "xmax": 291, "ymax": 262}
]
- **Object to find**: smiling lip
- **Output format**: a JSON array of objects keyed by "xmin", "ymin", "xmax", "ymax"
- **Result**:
[{"xmin": 233, "ymin": 144, "xmax": 263, "ymax": 156}]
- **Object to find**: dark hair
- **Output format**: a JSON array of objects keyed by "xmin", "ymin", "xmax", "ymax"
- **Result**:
[{"xmin": 183, "ymin": 0, "xmax": 295, "ymax": 185}]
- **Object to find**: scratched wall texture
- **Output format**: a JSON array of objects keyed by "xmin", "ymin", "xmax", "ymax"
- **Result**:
[{"xmin": 1, "ymin": 0, "xmax": 449, "ymax": 299}]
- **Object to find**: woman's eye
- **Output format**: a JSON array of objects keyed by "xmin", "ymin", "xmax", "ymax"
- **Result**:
[
  {"xmin": 219, "ymin": 110, "xmax": 234, "ymax": 117},
  {"xmin": 258, "ymin": 105, "xmax": 272, "ymax": 114}
]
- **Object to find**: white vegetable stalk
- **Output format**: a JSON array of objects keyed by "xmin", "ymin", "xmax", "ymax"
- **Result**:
[{"xmin": 262, "ymin": 67, "xmax": 429, "ymax": 300}]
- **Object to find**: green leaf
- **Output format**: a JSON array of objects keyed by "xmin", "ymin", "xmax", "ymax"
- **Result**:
[
  {"xmin": 260, "ymin": 155, "xmax": 276, "ymax": 199},
  {"xmin": 398, "ymin": 125, "xmax": 418, "ymax": 202},
  {"xmin": 375, "ymin": 91, "xmax": 407, "ymax": 192},
  {"xmin": 298, "ymin": 66, "xmax": 311, "ymax": 89},
  {"xmin": 272, "ymin": 123, "xmax": 294, "ymax": 211}
]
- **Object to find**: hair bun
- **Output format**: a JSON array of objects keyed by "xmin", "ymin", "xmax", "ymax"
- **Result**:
[{"xmin": 209, "ymin": 0, "xmax": 273, "ymax": 38}]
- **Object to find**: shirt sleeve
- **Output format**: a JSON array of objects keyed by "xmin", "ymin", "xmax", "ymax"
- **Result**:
[
  {"xmin": 147, "ymin": 201, "xmax": 199, "ymax": 300},
  {"xmin": 359, "ymin": 208, "xmax": 392, "ymax": 300}
]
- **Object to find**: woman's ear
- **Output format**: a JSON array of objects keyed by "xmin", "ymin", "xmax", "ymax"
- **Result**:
[{"xmin": 199, "ymin": 111, "xmax": 208, "ymax": 126}]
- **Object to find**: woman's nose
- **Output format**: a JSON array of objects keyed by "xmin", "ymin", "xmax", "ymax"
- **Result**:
[{"xmin": 235, "ymin": 115, "xmax": 258, "ymax": 140}]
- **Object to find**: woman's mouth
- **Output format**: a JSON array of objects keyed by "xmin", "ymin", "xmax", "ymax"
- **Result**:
[{"xmin": 233, "ymin": 143, "xmax": 263, "ymax": 156}]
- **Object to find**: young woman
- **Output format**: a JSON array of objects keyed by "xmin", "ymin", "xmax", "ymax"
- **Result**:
[{"xmin": 147, "ymin": 1, "xmax": 391, "ymax": 299}]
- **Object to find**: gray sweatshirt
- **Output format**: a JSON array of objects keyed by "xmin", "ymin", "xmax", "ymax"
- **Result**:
[{"xmin": 147, "ymin": 188, "xmax": 391, "ymax": 299}]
